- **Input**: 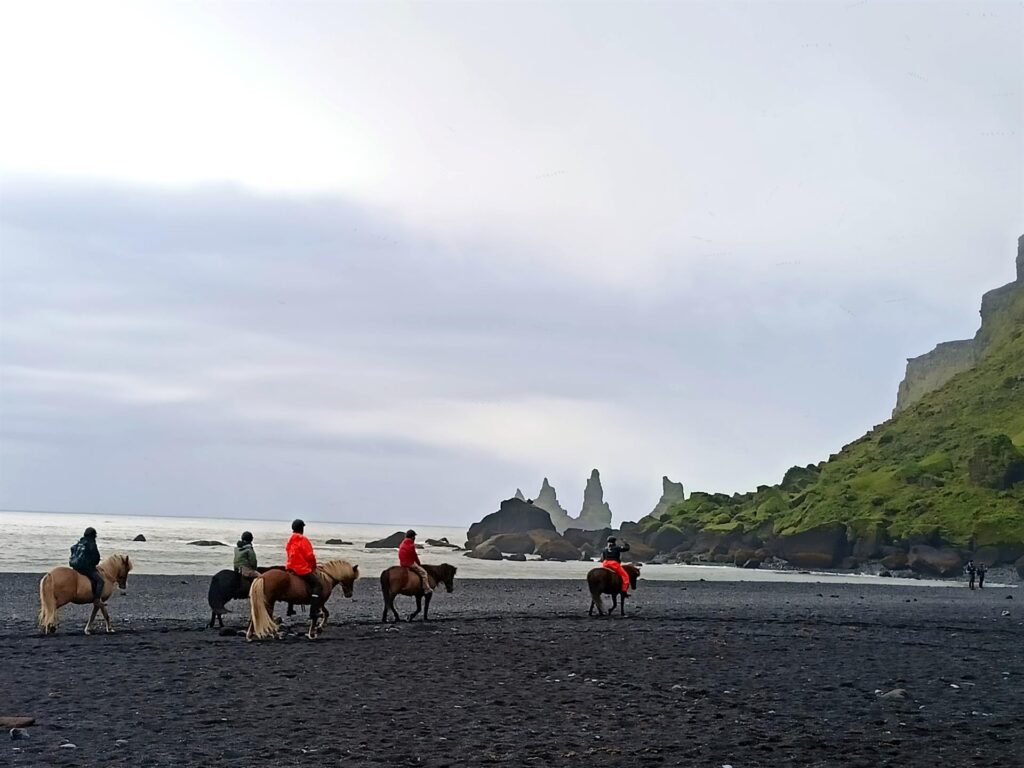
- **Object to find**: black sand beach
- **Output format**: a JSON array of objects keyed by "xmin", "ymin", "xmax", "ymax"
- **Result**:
[{"xmin": 2, "ymin": 573, "xmax": 1022, "ymax": 767}]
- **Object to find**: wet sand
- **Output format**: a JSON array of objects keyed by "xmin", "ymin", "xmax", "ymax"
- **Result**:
[{"xmin": 1, "ymin": 573, "xmax": 1022, "ymax": 767}]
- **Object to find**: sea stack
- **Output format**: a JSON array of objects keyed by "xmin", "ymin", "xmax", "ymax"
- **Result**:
[
  {"xmin": 577, "ymin": 469, "xmax": 612, "ymax": 530},
  {"xmin": 533, "ymin": 477, "xmax": 572, "ymax": 532}
]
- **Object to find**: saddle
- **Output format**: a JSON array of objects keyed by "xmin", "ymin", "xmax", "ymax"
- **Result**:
[{"xmin": 401, "ymin": 566, "xmax": 431, "ymax": 593}]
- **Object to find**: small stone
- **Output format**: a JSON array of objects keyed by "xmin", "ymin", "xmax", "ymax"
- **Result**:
[
  {"xmin": 60, "ymin": 742, "xmax": 77, "ymax": 749},
  {"xmin": 10, "ymin": 728, "xmax": 28, "ymax": 741},
  {"xmin": 115, "ymin": 739, "xmax": 129, "ymax": 747},
  {"xmin": 879, "ymin": 688, "xmax": 908, "ymax": 700},
  {"xmin": 1001, "ymin": 610, "xmax": 1011, "ymax": 617}
]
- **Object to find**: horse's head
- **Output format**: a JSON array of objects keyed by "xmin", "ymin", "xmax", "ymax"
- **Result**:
[
  {"xmin": 624, "ymin": 562, "xmax": 641, "ymax": 590},
  {"xmin": 322, "ymin": 560, "xmax": 359, "ymax": 597},
  {"xmin": 437, "ymin": 563, "xmax": 457, "ymax": 593}
]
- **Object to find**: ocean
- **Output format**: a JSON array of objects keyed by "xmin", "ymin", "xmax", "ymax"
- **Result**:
[{"xmin": 0, "ymin": 510, "xmax": 977, "ymax": 586}]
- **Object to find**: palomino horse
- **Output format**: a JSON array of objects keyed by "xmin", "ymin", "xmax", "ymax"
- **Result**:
[
  {"xmin": 247, "ymin": 560, "xmax": 359, "ymax": 641},
  {"xmin": 207, "ymin": 566, "xmax": 298, "ymax": 628},
  {"xmin": 587, "ymin": 562, "xmax": 640, "ymax": 616},
  {"xmin": 38, "ymin": 554, "xmax": 133, "ymax": 635},
  {"xmin": 380, "ymin": 563, "xmax": 457, "ymax": 623}
]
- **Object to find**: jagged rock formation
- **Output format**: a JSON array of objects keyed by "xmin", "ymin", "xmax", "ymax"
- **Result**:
[
  {"xmin": 514, "ymin": 488, "xmax": 526, "ymax": 501},
  {"xmin": 649, "ymin": 476, "xmax": 685, "ymax": 519},
  {"xmin": 577, "ymin": 468, "xmax": 613, "ymax": 530},
  {"xmin": 532, "ymin": 478, "xmax": 573, "ymax": 532},
  {"xmin": 894, "ymin": 234, "xmax": 1024, "ymax": 414}
]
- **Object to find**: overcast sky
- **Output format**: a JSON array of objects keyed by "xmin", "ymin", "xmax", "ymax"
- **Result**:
[{"xmin": 1, "ymin": 1, "xmax": 1021, "ymax": 526}]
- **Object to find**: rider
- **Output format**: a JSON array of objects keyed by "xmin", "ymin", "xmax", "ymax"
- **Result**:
[
  {"xmin": 70, "ymin": 527, "xmax": 104, "ymax": 604},
  {"xmin": 233, "ymin": 531, "xmax": 259, "ymax": 579},
  {"xmin": 600, "ymin": 536, "xmax": 631, "ymax": 594},
  {"xmin": 398, "ymin": 530, "xmax": 432, "ymax": 595},
  {"xmin": 286, "ymin": 519, "xmax": 321, "ymax": 622}
]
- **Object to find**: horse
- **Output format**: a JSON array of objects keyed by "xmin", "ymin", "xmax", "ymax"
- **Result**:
[
  {"xmin": 380, "ymin": 563, "xmax": 457, "ymax": 623},
  {"xmin": 207, "ymin": 566, "xmax": 298, "ymax": 628},
  {"xmin": 38, "ymin": 554, "xmax": 133, "ymax": 635},
  {"xmin": 246, "ymin": 560, "xmax": 359, "ymax": 641},
  {"xmin": 587, "ymin": 562, "xmax": 640, "ymax": 616}
]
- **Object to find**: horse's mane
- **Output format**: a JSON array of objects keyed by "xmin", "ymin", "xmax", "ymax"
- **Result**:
[
  {"xmin": 319, "ymin": 559, "xmax": 359, "ymax": 583},
  {"xmin": 97, "ymin": 553, "xmax": 132, "ymax": 578},
  {"xmin": 623, "ymin": 562, "xmax": 641, "ymax": 576}
]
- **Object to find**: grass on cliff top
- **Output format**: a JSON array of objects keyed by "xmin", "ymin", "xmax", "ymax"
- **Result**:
[{"xmin": 646, "ymin": 283, "xmax": 1024, "ymax": 547}]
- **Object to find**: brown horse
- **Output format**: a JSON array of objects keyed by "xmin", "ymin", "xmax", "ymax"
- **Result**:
[
  {"xmin": 380, "ymin": 563, "xmax": 457, "ymax": 623},
  {"xmin": 38, "ymin": 554, "xmax": 133, "ymax": 635},
  {"xmin": 246, "ymin": 560, "xmax": 359, "ymax": 641},
  {"xmin": 587, "ymin": 562, "xmax": 640, "ymax": 616}
]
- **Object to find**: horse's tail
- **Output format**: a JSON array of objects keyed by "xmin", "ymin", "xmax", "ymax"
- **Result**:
[
  {"xmin": 38, "ymin": 572, "xmax": 57, "ymax": 632},
  {"xmin": 379, "ymin": 568, "xmax": 390, "ymax": 599},
  {"xmin": 248, "ymin": 577, "xmax": 276, "ymax": 639}
]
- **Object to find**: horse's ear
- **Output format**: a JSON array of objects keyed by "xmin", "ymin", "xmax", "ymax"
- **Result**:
[{"xmin": 352, "ymin": 564, "xmax": 359, "ymax": 574}]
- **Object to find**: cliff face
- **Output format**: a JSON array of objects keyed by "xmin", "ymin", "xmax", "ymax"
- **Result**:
[
  {"xmin": 894, "ymin": 234, "xmax": 1024, "ymax": 414},
  {"xmin": 649, "ymin": 476, "xmax": 685, "ymax": 519}
]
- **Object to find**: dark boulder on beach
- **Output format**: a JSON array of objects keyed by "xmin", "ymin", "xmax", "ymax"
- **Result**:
[
  {"xmin": 476, "ymin": 533, "xmax": 536, "ymax": 555},
  {"xmin": 770, "ymin": 523, "xmax": 848, "ymax": 568},
  {"xmin": 425, "ymin": 538, "xmax": 458, "ymax": 548},
  {"xmin": 505, "ymin": 553, "xmax": 527, "ymax": 562},
  {"xmin": 535, "ymin": 538, "xmax": 581, "ymax": 561},
  {"xmin": 365, "ymin": 531, "xmax": 407, "ymax": 548},
  {"xmin": 133, "ymin": 534, "xmax": 146, "ymax": 542},
  {"xmin": 466, "ymin": 544, "xmax": 503, "ymax": 561},
  {"xmin": 325, "ymin": 539, "xmax": 353, "ymax": 545},
  {"xmin": 1015, "ymin": 555, "xmax": 1024, "ymax": 579},
  {"xmin": 907, "ymin": 545, "xmax": 964, "ymax": 577},
  {"xmin": 466, "ymin": 498, "xmax": 556, "ymax": 548},
  {"xmin": 187, "ymin": 540, "xmax": 227, "ymax": 547}
]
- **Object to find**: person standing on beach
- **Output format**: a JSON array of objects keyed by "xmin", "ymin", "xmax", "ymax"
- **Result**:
[
  {"xmin": 286, "ymin": 519, "xmax": 321, "ymax": 623},
  {"xmin": 977, "ymin": 562, "xmax": 987, "ymax": 589},
  {"xmin": 398, "ymin": 530, "xmax": 432, "ymax": 595},
  {"xmin": 964, "ymin": 559, "xmax": 976, "ymax": 590},
  {"xmin": 233, "ymin": 531, "xmax": 259, "ymax": 579},
  {"xmin": 600, "ymin": 536, "xmax": 631, "ymax": 594},
  {"xmin": 69, "ymin": 527, "xmax": 104, "ymax": 604}
]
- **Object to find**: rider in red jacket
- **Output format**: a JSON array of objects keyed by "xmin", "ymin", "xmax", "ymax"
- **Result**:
[
  {"xmin": 286, "ymin": 519, "xmax": 321, "ymax": 621},
  {"xmin": 600, "ymin": 536, "xmax": 632, "ymax": 594},
  {"xmin": 398, "ymin": 530, "xmax": 432, "ymax": 594}
]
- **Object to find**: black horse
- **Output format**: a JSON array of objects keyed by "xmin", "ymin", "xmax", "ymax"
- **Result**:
[{"xmin": 207, "ymin": 566, "xmax": 296, "ymax": 628}]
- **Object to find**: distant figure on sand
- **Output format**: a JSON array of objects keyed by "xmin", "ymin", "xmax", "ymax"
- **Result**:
[
  {"xmin": 234, "ymin": 531, "xmax": 259, "ymax": 579},
  {"xmin": 398, "ymin": 530, "xmax": 432, "ymax": 595},
  {"xmin": 70, "ymin": 527, "xmax": 104, "ymax": 603},
  {"xmin": 286, "ymin": 519, "xmax": 321, "ymax": 624},
  {"xmin": 977, "ymin": 562, "xmax": 987, "ymax": 589},
  {"xmin": 601, "ymin": 536, "xmax": 631, "ymax": 594},
  {"xmin": 965, "ymin": 559, "xmax": 976, "ymax": 590}
]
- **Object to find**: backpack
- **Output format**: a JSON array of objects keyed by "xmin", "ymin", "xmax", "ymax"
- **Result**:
[{"xmin": 69, "ymin": 540, "xmax": 87, "ymax": 570}]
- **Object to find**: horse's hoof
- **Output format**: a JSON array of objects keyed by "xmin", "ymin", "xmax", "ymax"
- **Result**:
[{"xmin": 106, "ymin": 628, "xmax": 116, "ymax": 634}]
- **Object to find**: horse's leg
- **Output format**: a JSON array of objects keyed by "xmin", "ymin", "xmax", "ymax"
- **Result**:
[
  {"xmin": 620, "ymin": 593, "xmax": 627, "ymax": 617},
  {"xmin": 423, "ymin": 593, "xmax": 432, "ymax": 622},
  {"xmin": 100, "ymin": 602, "xmax": 115, "ymax": 633},
  {"xmin": 318, "ymin": 605, "xmax": 329, "ymax": 634},
  {"xmin": 84, "ymin": 603, "xmax": 99, "ymax": 635},
  {"xmin": 390, "ymin": 593, "xmax": 401, "ymax": 623},
  {"xmin": 610, "ymin": 593, "xmax": 618, "ymax": 616},
  {"xmin": 409, "ymin": 594, "xmax": 422, "ymax": 622}
]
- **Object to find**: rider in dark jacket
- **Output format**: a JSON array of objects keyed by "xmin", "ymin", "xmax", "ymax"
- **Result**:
[
  {"xmin": 71, "ymin": 527, "xmax": 104, "ymax": 603},
  {"xmin": 601, "ymin": 537, "xmax": 630, "ymax": 562}
]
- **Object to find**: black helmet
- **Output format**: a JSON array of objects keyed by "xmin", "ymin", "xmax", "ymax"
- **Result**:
[
  {"xmin": 607, "ymin": 536, "xmax": 616, "ymax": 543},
  {"xmin": 241, "ymin": 531, "xmax": 253, "ymax": 542},
  {"xmin": 406, "ymin": 529, "xmax": 417, "ymax": 538},
  {"xmin": 84, "ymin": 527, "xmax": 97, "ymax": 538},
  {"xmin": 291, "ymin": 519, "xmax": 305, "ymax": 533}
]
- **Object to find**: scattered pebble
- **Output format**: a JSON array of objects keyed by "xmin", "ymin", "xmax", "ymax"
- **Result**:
[
  {"xmin": 60, "ymin": 742, "xmax": 77, "ymax": 749},
  {"xmin": 115, "ymin": 739, "xmax": 129, "ymax": 747},
  {"xmin": 10, "ymin": 728, "xmax": 29, "ymax": 741}
]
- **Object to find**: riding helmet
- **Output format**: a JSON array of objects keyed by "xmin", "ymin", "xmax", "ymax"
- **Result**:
[
  {"xmin": 291, "ymin": 519, "xmax": 305, "ymax": 533},
  {"xmin": 241, "ymin": 531, "xmax": 253, "ymax": 542},
  {"xmin": 84, "ymin": 527, "xmax": 97, "ymax": 538},
  {"xmin": 607, "ymin": 536, "xmax": 616, "ymax": 543},
  {"xmin": 406, "ymin": 529, "xmax": 417, "ymax": 538}
]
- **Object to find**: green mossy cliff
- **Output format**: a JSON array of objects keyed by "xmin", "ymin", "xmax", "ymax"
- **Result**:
[{"xmin": 642, "ymin": 236, "xmax": 1024, "ymax": 559}]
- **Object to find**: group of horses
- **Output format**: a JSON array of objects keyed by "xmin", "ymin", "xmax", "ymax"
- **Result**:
[{"xmin": 37, "ymin": 553, "xmax": 641, "ymax": 638}]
